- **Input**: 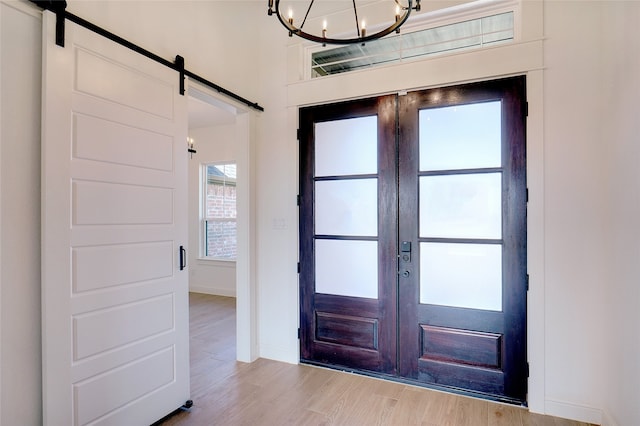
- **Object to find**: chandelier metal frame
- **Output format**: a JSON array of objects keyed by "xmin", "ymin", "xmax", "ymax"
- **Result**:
[{"xmin": 267, "ymin": 0, "xmax": 421, "ymax": 45}]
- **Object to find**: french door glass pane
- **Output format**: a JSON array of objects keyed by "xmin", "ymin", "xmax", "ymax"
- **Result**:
[
  {"xmin": 420, "ymin": 242, "xmax": 502, "ymax": 311},
  {"xmin": 315, "ymin": 179, "xmax": 378, "ymax": 236},
  {"xmin": 315, "ymin": 116, "xmax": 378, "ymax": 176},
  {"xmin": 419, "ymin": 101, "xmax": 501, "ymax": 171},
  {"xmin": 315, "ymin": 239, "xmax": 378, "ymax": 299},
  {"xmin": 419, "ymin": 173, "xmax": 502, "ymax": 239}
]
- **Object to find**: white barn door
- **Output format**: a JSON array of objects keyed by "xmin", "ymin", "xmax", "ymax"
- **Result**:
[{"xmin": 41, "ymin": 11, "xmax": 190, "ymax": 425}]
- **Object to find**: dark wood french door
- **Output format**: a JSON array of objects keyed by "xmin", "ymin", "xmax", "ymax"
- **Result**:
[
  {"xmin": 299, "ymin": 76, "xmax": 527, "ymax": 403},
  {"xmin": 299, "ymin": 95, "xmax": 398, "ymax": 373}
]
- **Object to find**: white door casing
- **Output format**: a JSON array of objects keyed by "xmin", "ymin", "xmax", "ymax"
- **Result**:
[{"xmin": 41, "ymin": 11, "xmax": 189, "ymax": 425}]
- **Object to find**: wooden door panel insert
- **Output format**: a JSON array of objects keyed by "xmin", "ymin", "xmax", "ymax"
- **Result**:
[
  {"xmin": 307, "ymin": 343, "xmax": 384, "ymax": 372},
  {"xmin": 420, "ymin": 325, "xmax": 502, "ymax": 369},
  {"xmin": 316, "ymin": 312, "xmax": 378, "ymax": 350},
  {"xmin": 418, "ymin": 359, "xmax": 505, "ymax": 395}
]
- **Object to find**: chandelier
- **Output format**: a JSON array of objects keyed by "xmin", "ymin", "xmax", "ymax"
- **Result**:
[{"xmin": 267, "ymin": 0, "xmax": 421, "ymax": 45}]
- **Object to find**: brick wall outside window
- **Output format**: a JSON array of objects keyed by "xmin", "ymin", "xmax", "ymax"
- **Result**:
[
  {"xmin": 204, "ymin": 163, "xmax": 237, "ymax": 260},
  {"xmin": 205, "ymin": 183, "xmax": 237, "ymax": 259}
]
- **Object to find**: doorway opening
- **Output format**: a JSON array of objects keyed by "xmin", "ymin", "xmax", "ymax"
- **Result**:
[{"xmin": 187, "ymin": 83, "xmax": 256, "ymax": 366}]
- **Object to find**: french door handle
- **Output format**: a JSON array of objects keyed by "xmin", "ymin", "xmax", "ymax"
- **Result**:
[
  {"xmin": 179, "ymin": 245, "xmax": 187, "ymax": 271},
  {"xmin": 400, "ymin": 241, "xmax": 412, "ymax": 262}
]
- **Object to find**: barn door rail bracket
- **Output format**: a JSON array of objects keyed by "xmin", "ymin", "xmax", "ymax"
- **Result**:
[
  {"xmin": 30, "ymin": 0, "xmax": 264, "ymax": 112},
  {"xmin": 32, "ymin": 0, "xmax": 67, "ymax": 46},
  {"xmin": 175, "ymin": 55, "xmax": 186, "ymax": 96}
]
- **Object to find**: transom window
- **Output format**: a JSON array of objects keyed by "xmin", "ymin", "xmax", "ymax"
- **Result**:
[{"xmin": 310, "ymin": 11, "xmax": 514, "ymax": 78}]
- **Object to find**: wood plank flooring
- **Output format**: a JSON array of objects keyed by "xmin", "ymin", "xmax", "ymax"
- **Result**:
[{"xmin": 157, "ymin": 293, "xmax": 594, "ymax": 426}]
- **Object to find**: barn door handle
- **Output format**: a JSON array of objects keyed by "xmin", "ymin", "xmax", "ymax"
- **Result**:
[{"xmin": 179, "ymin": 245, "xmax": 187, "ymax": 271}]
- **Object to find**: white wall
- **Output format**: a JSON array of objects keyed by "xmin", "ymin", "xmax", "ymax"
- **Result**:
[
  {"xmin": 188, "ymin": 124, "xmax": 237, "ymax": 297},
  {"xmin": 255, "ymin": 9, "xmax": 302, "ymax": 364},
  {"xmin": 0, "ymin": 2, "xmax": 43, "ymax": 425},
  {"xmin": 601, "ymin": 3, "xmax": 640, "ymax": 426},
  {"xmin": 542, "ymin": 1, "xmax": 607, "ymax": 422}
]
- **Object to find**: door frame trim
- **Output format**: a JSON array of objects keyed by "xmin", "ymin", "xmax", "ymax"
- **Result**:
[{"xmin": 293, "ymin": 70, "xmax": 544, "ymax": 411}]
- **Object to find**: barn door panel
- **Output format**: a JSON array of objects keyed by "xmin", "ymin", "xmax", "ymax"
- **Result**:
[{"xmin": 41, "ymin": 11, "xmax": 190, "ymax": 425}]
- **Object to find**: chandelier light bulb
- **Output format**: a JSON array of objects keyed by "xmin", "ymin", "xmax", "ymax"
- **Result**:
[{"xmin": 287, "ymin": 8, "xmax": 294, "ymax": 36}]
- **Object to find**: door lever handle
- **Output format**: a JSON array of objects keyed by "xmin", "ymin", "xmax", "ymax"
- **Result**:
[
  {"xmin": 179, "ymin": 245, "xmax": 186, "ymax": 271},
  {"xmin": 400, "ymin": 241, "xmax": 411, "ymax": 262}
]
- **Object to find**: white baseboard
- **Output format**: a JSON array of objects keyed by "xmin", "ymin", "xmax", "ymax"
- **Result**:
[
  {"xmin": 545, "ymin": 399, "xmax": 603, "ymax": 425},
  {"xmin": 601, "ymin": 409, "xmax": 619, "ymax": 426},
  {"xmin": 189, "ymin": 285, "xmax": 236, "ymax": 298}
]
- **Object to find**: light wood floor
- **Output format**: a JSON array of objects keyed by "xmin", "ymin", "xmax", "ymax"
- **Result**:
[{"xmin": 157, "ymin": 293, "xmax": 594, "ymax": 426}]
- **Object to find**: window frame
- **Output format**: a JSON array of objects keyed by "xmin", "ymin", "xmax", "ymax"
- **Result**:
[{"xmin": 201, "ymin": 161, "xmax": 237, "ymax": 262}]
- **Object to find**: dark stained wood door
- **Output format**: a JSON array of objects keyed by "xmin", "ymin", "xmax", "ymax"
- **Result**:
[
  {"xmin": 299, "ymin": 95, "xmax": 398, "ymax": 373},
  {"xmin": 299, "ymin": 76, "xmax": 527, "ymax": 403},
  {"xmin": 397, "ymin": 77, "xmax": 528, "ymax": 403}
]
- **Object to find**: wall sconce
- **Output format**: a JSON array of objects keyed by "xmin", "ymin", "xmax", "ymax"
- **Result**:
[{"xmin": 187, "ymin": 137, "xmax": 196, "ymax": 159}]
